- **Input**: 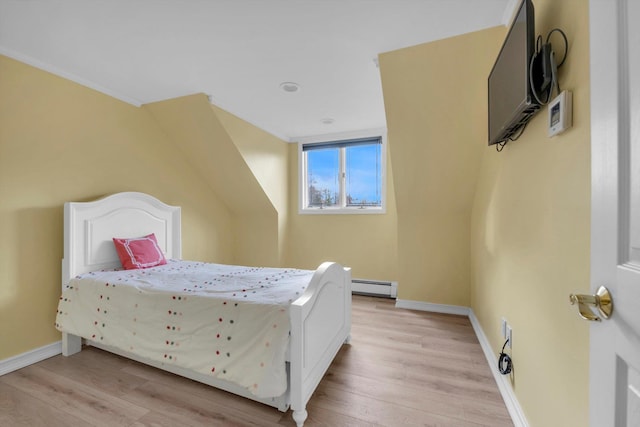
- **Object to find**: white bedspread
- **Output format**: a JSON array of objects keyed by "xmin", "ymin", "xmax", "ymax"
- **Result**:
[{"xmin": 55, "ymin": 260, "xmax": 314, "ymax": 398}]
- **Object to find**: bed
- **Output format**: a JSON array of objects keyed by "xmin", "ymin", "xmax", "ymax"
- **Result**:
[{"xmin": 55, "ymin": 191, "xmax": 352, "ymax": 427}]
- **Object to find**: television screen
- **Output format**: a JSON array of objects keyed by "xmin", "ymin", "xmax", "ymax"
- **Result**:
[{"xmin": 488, "ymin": 0, "xmax": 539, "ymax": 146}]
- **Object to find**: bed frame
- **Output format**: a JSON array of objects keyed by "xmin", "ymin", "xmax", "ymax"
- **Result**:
[{"xmin": 60, "ymin": 192, "xmax": 351, "ymax": 426}]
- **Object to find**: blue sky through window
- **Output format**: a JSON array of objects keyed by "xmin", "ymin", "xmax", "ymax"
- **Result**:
[
  {"xmin": 346, "ymin": 144, "xmax": 381, "ymax": 206},
  {"xmin": 306, "ymin": 142, "xmax": 381, "ymax": 207},
  {"xmin": 307, "ymin": 148, "xmax": 340, "ymax": 206}
]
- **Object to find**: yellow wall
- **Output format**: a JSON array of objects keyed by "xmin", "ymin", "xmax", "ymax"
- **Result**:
[
  {"xmin": 285, "ymin": 143, "xmax": 399, "ymax": 280},
  {"xmin": 379, "ymin": 27, "xmax": 504, "ymax": 305},
  {"xmin": 0, "ymin": 55, "xmax": 235, "ymax": 359},
  {"xmin": 213, "ymin": 106, "xmax": 290, "ymax": 266},
  {"xmin": 145, "ymin": 95, "xmax": 282, "ymax": 267},
  {"xmin": 470, "ymin": 1, "xmax": 590, "ymax": 426}
]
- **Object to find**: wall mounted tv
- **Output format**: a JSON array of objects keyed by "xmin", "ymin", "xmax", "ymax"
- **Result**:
[{"xmin": 488, "ymin": 0, "xmax": 540, "ymax": 146}]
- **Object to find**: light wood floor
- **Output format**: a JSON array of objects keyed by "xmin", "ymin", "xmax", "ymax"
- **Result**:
[{"xmin": 0, "ymin": 296, "xmax": 513, "ymax": 426}]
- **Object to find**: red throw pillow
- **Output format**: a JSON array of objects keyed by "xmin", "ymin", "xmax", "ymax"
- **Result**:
[{"xmin": 113, "ymin": 233, "xmax": 167, "ymax": 270}]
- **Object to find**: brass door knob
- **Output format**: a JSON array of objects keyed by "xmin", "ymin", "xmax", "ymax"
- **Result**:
[{"xmin": 569, "ymin": 286, "xmax": 613, "ymax": 321}]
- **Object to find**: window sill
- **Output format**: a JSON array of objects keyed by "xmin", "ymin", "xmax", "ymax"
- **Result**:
[{"xmin": 299, "ymin": 207, "xmax": 386, "ymax": 215}]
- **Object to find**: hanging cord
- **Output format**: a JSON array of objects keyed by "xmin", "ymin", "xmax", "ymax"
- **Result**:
[
  {"xmin": 529, "ymin": 35, "xmax": 547, "ymax": 105},
  {"xmin": 546, "ymin": 28, "xmax": 568, "ymax": 67},
  {"xmin": 495, "ymin": 119, "xmax": 529, "ymax": 152},
  {"xmin": 529, "ymin": 28, "xmax": 569, "ymax": 105},
  {"xmin": 498, "ymin": 339, "xmax": 512, "ymax": 375}
]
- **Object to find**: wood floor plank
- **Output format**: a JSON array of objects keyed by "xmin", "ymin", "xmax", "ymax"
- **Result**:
[
  {"xmin": 328, "ymin": 352, "xmax": 502, "ymax": 403},
  {"xmin": 121, "ymin": 377, "xmax": 284, "ymax": 426},
  {"xmin": 316, "ymin": 372, "xmax": 468, "ymax": 422},
  {"xmin": 122, "ymin": 381, "xmax": 267, "ymax": 427},
  {"xmin": 120, "ymin": 362, "xmax": 288, "ymax": 425},
  {"xmin": 0, "ymin": 383, "xmax": 86, "ymax": 427},
  {"xmin": 1, "ymin": 295, "xmax": 512, "ymax": 426},
  {"xmin": 0, "ymin": 365, "xmax": 149, "ymax": 426},
  {"xmin": 283, "ymin": 405, "xmax": 374, "ymax": 427},
  {"xmin": 309, "ymin": 380, "xmax": 486, "ymax": 427},
  {"xmin": 37, "ymin": 347, "xmax": 148, "ymax": 397}
]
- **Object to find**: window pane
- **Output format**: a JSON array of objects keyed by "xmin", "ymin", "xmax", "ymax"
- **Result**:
[
  {"xmin": 346, "ymin": 143, "xmax": 382, "ymax": 207},
  {"xmin": 306, "ymin": 148, "xmax": 340, "ymax": 207}
]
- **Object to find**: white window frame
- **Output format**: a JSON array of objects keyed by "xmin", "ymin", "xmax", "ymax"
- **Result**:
[{"xmin": 298, "ymin": 129, "xmax": 387, "ymax": 215}]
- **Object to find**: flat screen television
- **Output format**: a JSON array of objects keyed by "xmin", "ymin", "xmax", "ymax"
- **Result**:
[{"xmin": 488, "ymin": 0, "xmax": 540, "ymax": 146}]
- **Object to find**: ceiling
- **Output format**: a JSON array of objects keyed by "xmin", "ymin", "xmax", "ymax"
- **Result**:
[{"xmin": 0, "ymin": 0, "xmax": 515, "ymax": 141}]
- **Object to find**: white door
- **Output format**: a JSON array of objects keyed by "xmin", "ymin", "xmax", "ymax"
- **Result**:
[{"xmin": 590, "ymin": 0, "xmax": 640, "ymax": 426}]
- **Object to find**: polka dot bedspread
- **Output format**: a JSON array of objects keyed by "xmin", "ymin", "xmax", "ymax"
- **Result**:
[{"xmin": 55, "ymin": 259, "xmax": 314, "ymax": 398}]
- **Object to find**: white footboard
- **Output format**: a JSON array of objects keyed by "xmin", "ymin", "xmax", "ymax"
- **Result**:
[{"xmin": 288, "ymin": 262, "xmax": 352, "ymax": 427}]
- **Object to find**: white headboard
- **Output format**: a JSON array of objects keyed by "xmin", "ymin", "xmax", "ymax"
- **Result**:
[{"xmin": 62, "ymin": 192, "xmax": 182, "ymax": 286}]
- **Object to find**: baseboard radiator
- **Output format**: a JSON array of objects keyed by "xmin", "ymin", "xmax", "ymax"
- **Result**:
[{"xmin": 351, "ymin": 279, "xmax": 398, "ymax": 298}]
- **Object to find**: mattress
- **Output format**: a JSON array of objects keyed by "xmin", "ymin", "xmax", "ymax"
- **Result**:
[{"xmin": 55, "ymin": 259, "xmax": 314, "ymax": 398}]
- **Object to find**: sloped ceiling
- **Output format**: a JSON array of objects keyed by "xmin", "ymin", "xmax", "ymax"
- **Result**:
[{"xmin": 0, "ymin": 0, "xmax": 515, "ymax": 140}]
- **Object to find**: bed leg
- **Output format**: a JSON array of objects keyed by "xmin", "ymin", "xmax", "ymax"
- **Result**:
[
  {"xmin": 344, "ymin": 334, "xmax": 352, "ymax": 344},
  {"xmin": 62, "ymin": 333, "xmax": 82, "ymax": 356},
  {"xmin": 292, "ymin": 409, "xmax": 308, "ymax": 427}
]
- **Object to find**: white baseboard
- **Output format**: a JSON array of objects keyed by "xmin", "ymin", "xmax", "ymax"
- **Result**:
[
  {"xmin": 395, "ymin": 298, "xmax": 470, "ymax": 316},
  {"xmin": 395, "ymin": 299, "xmax": 529, "ymax": 427},
  {"xmin": 0, "ymin": 341, "xmax": 62, "ymax": 376},
  {"xmin": 468, "ymin": 309, "xmax": 529, "ymax": 427}
]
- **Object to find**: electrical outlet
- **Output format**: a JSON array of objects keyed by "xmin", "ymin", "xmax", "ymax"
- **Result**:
[
  {"xmin": 506, "ymin": 325, "xmax": 513, "ymax": 349},
  {"xmin": 501, "ymin": 318, "xmax": 507, "ymax": 339}
]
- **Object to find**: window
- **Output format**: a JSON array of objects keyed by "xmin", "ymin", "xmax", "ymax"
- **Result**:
[{"xmin": 299, "ymin": 135, "xmax": 385, "ymax": 214}]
